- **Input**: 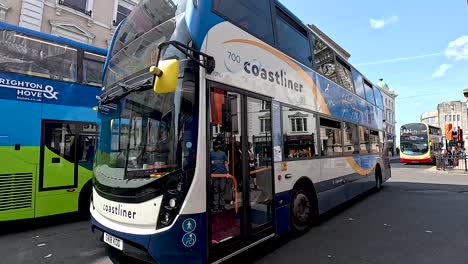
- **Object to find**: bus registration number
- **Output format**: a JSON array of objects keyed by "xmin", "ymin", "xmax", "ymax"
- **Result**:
[{"xmin": 104, "ymin": 232, "xmax": 123, "ymax": 250}]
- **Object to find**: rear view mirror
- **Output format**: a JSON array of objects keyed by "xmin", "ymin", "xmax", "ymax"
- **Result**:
[{"xmin": 150, "ymin": 59, "xmax": 179, "ymax": 94}]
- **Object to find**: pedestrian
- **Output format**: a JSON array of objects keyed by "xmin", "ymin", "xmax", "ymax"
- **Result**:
[
  {"xmin": 210, "ymin": 140, "xmax": 229, "ymax": 213},
  {"xmin": 248, "ymin": 142, "xmax": 257, "ymax": 190}
]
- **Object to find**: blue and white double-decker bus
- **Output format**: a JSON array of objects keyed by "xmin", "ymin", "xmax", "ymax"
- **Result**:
[
  {"xmin": 91, "ymin": 0, "xmax": 391, "ymax": 263},
  {"xmin": 0, "ymin": 21, "xmax": 106, "ymax": 222}
]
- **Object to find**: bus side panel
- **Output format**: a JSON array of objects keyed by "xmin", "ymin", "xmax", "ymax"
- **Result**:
[
  {"xmin": 274, "ymin": 190, "xmax": 292, "ymax": 235},
  {"xmin": 35, "ymin": 161, "xmax": 92, "ymax": 217},
  {"xmin": 0, "ymin": 99, "xmax": 41, "ymax": 221},
  {"xmin": 35, "ymin": 103, "xmax": 97, "ymax": 217},
  {"xmin": 41, "ymin": 104, "xmax": 100, "ymax": 123},
  {"xmin": 35, "ymin": 192, "xmax": 80, "ymax": 217}
]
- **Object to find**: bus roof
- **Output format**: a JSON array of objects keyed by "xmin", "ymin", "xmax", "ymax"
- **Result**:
[{"xmin": 0, "ymin": 21, "xmax": 107, "ymax": 55}]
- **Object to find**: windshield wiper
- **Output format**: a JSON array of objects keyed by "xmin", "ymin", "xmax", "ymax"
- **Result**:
[{"xmin": 98, "ymin": 82, "xmax": 152, "ymax": 105}]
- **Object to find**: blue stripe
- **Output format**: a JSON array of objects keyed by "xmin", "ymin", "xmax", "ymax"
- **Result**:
[
  {"xmin": 0, "ymin": 21, "xmax": 106, "ymax": 55},
  {"xmin": 274, "ymin": 191, "xmax": 291, "ymax": 235},
  {"xmin": 92, "ymin": 214, "xmax": 207, "ymax": 264},
  {"xmin": 185, "ymin": 0, "xmax": 223, "ymax": 49},
  {"xmin": 102, "ymin": 20, "xmax": 125, "ymax": 82},
  {"xmin": 0, "ymin": 99, "xmax": 41, "ymax": 146},
  {"xmin": 42, "ymin": 104, "xmax": 99, "ymax": 123},
  {"xmin": 0, "ymin": 72, "xmax": 100, "ymax": 107}
]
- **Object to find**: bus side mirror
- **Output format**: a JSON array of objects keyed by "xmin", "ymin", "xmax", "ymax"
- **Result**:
[{"xmin": 150, "ymin": 59, "xmax": 179, "ymax": 94}]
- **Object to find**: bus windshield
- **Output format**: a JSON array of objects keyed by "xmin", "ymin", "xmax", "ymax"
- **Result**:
[
  {"xmin": 103, "ymin": 0, "xmax": 187, "ymax": 89},
  {"xmin": 400, "ymin": 141, "xmax": 429, "ymax": 156},
  {"xmin": 94, "ymin": 80, "xmax": 197, "ymax": 190},
  {"xmin": 400, "ymin": 123, "xmax": 429, "ymax": 156},
  {"xmin": 95, "ymin": 0, "xmax": 196, "ymax": 192}
]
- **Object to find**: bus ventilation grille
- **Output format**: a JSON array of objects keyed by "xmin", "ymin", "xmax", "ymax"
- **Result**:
[{"xmin": 0, "ymin": 173, "xmax": 33, "ymax": 211}]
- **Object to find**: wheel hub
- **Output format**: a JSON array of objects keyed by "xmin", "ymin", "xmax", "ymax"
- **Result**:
[{"xmin": 293, "ymin": 193, "xmax": 310, "ymax": 222}]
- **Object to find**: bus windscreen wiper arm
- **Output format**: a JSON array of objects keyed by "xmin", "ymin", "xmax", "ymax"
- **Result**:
[{"xmin": 98, "ymin": 83, "xmax": 152, "ymax": 104}]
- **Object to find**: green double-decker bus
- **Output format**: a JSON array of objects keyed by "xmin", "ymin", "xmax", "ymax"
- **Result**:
[{"xmin": 0, "ymin": 22, "xmax": 106, "ymax": 221}]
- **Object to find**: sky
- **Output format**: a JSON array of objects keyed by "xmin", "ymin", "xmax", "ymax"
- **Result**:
[{"xmin": 281, "ymin": 0, "xmax": 468, "ymax": 134}]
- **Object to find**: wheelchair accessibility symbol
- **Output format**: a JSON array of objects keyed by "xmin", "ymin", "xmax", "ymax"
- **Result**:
[
  {"xmin": 182, "ymin": 232, "xmax": 196, "ymax": 247},
  {"xmin": 182, "ymin": 218, "xmax": 196, "ymax": 233}
]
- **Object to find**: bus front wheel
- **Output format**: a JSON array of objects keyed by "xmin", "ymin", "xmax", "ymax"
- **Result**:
[
  {"xmin": 78, "ymin": 181, "xmax": 92, "ymax": 220},
  {"xmin": 290, "ymin": 187, "xmax": 317, "ymax": 233}
]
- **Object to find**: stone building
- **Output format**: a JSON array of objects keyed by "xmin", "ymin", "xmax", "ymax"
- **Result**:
[
  {"xmin": 0, "ymin": 0, "xmax": 139, "ymax": 49},
  {"xmin": 420, "ymin": 110, "xmax": 439, "ymax": 127},
  {"xmin": 376, "ymin": 79, "xmax": 397, "ymax": 155},
  {"xmin": 437, "ymin": 101, "xmax": 468, "ymax": 143}
]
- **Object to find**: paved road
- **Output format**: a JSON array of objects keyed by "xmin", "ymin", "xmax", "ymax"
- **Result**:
[{"xmin": 2, "ymin": 161, "xmax": 468, "ymax": 264}]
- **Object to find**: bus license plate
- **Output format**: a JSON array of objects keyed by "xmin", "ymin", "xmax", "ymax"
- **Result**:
[{"xmin": 104, "ymin": 232, "xmax": 123, "ymax": 250}]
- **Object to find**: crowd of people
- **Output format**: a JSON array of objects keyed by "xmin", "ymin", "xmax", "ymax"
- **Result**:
[{"xmin": 439, "ymin": 145, "xmax": 466, "ymax": 168}]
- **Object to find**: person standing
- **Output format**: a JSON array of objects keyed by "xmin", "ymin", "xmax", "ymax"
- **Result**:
[
  {"xmin": 248, "ymin": 142, "xmax": 257, "ymax": 189},
  {"xmin": 210, "ymin": 141, "xmax": 229, "ymax": 213}
]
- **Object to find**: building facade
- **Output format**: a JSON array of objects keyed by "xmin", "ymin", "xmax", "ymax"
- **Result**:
[
  {"xmin": 420, "ymin": 110, "xmax": 439, "ymax": 127},
  {"xmin": 376, "ymin": 79, "xmax": 397, "ymax": 155},
  {"xmin": 0, "ymin": 0, "xmax": 139, "ymax": 49},
  {"xmin": 437, "ymin": 101, "xmax": 468, "ymax": 143}
]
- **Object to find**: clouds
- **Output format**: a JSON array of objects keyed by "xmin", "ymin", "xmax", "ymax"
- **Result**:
[
  {"xmin": 369, "ymin": 16, "xmax": 399, "ymax": 29},
  {"xmin": 429, "ymin": 35, "xmax": 468, "ymax": 78},
  {"xmin": 356, "ymin": 53, "xmax": 442, "ymax": 66},
  {"xmin": 445, "ymin": 35, "xmax": 468, "ymax": 61},
  {"xmin": 432, "ymin": 64, "xmax": 452, "ymax": 78}
]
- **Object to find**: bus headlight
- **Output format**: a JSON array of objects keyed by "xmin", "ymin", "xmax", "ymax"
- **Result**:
[
  {"xmin": 156, "ymin": 170, "xmax": 194, "ymax": 229},
  {"xmin": 158, "ymin": 189, "xmax": 182, "ymax": 228},
  {"xmin": 169, "ymin": 198, "xmax": 177, "ymax": 208}
]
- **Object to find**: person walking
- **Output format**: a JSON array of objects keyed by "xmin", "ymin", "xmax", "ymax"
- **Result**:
[{"xmin": 210, "ymin": 141, "xmax": 229, "ymax": 213}]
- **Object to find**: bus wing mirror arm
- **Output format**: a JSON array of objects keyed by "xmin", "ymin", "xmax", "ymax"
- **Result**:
[{"xmin": 156, "ymin": 41, "xmax": 215, "ymax": 74}]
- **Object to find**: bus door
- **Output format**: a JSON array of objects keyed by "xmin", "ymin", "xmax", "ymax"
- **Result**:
[
  {"xmin": 208, "ymin": 84, "xmax": 275, "ymax": 262},
  {"xmin": 40, "ymin": 121, "xmax": 97, "ymax": 190}
]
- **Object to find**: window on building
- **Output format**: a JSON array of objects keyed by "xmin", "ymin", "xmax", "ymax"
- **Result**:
[
  {"xmin": 282, "ymin": 106, "xmax": 318, "ymax": 159},
  {"xmin": 0, "ymin": 30, "xmax": 78, "ymax": 82},
  {"xmin": 212, "ymin": 0, "xmax": 274, "ymax": 45},
  {"xmin": 114, "ymin": 0, "xmax": 136, "ymax": 26},
  {"xmin": 453, "ymin": 115, "xmax": 456, "ymax": 122},
  {"xmin": 335, "ymin": 57, "xmax": 354, "ymax": 92},
  {"xmin": 320, "ymin": 118, "xmax": 342, "ymax": 157},
  {"xmin": 445, "ymin": 115, "xmax": 449, "ymax": 122},
  {"xmin": 343, "ymin": 122, "xmax": 360, "ymax": 155},
  {"xmin": 457, "ymin": 114, "xmax": 461, "ymax": 121},
  {"xmin": 60, "ymin": 0, "xmax": 91, "ymax": 16},
  {"xmin": 275, "ymin": 7, "xmax": 312, "ymax": 66},
  {"xmin": 351, "ymin": 68, "xmax": 366, "ymax": 99},
  {"xmin": 314, "ymin": 37, "xmax": 337, "ymax": 83},
  {"xmin": 260, "ymin": 118, "xmax": 271, "ymax": 133},
  {"xmin": 261, "ymin": 101, "xmax": 271, "ymax": 111},
  {"xmin": 83, "ymin": 52, "xmax": 105, "ymax": 86},
  {"xmin": 290, "ymin": 118, "xmax": 308, "ymax": 132}
]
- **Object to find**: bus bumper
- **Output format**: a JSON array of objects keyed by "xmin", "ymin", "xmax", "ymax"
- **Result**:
[
  {"xmin": 91, "ymin": 213, "xmax": 207, "ymax": 264},
  {"xmin": 400, "ymin": 158, "xmax": 432, "ymax": 163}
]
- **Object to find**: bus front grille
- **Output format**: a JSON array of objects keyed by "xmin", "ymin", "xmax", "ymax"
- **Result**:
[{"xmin": 0, "ymin": 173, "xmax": 33, "ymax": 211}]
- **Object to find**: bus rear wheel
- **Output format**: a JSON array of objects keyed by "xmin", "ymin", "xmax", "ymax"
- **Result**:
[
  {"xmin": 375, "ymin": 167, "xmax": 383, "ymax": 191},
  {"xmin": 290, "ymin": 188, "xmax": 316, "ymax": 233}
]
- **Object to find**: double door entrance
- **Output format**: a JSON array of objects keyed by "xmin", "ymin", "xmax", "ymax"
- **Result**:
[
  {"xmin": 207, "ymin": 83, "xmax": 275, "ymax": 262},
  {"xmin": 40, "ymin": 120, "xmax": 97, "ymax": 191}
]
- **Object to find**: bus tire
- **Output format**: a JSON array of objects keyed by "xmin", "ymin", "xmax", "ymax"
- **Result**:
[
  {"xmin": 78, "ymin": 181, "xmax": 93, "ymax": 220},
  {"xmin": 290, "ymin": 181, "xmax": 318, "ymax": 233},
  {"xmin": 375, "ymin": 166, "xmax": 383, "ymax": 191}
]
